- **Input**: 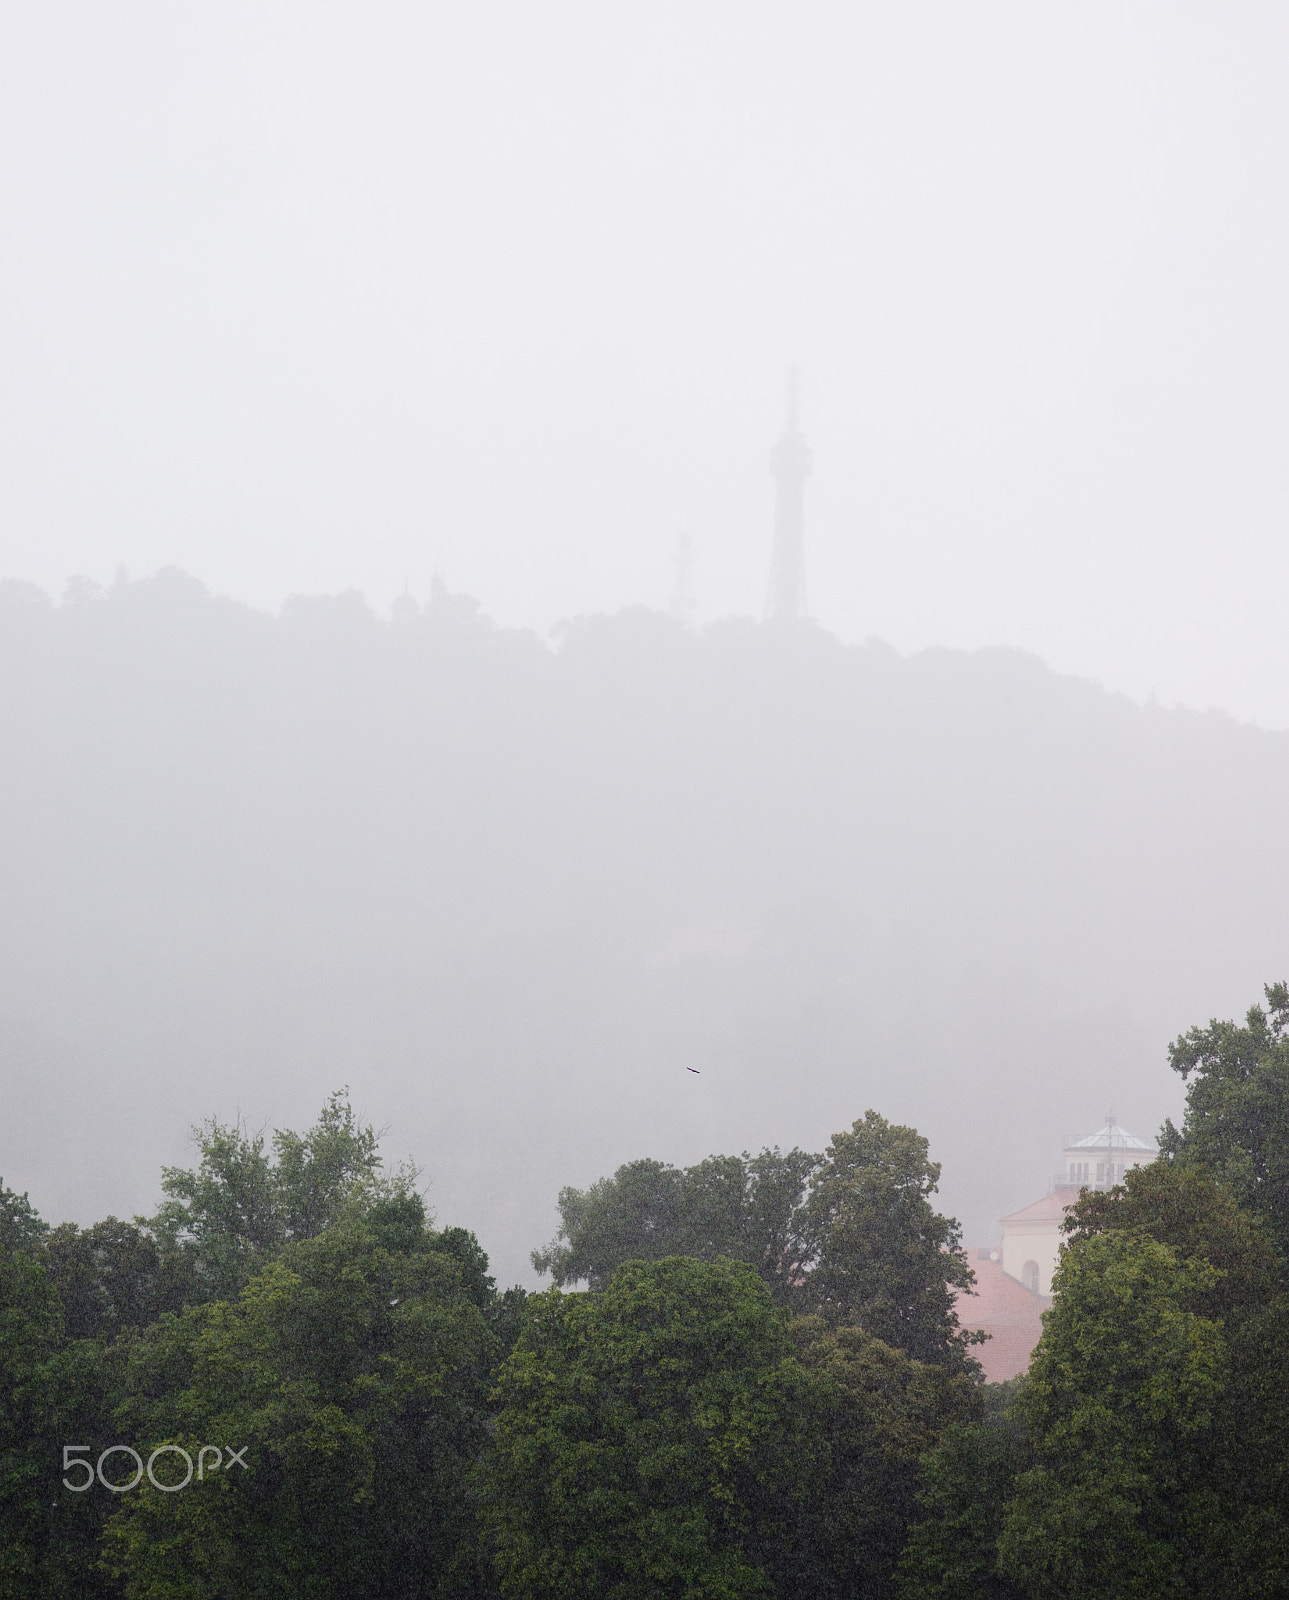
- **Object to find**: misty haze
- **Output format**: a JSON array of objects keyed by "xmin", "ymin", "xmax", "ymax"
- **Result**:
[
  {"xmin": 3, "ymin": 564, "xmax": 1285, "ymax": 1282},
  {"xmin": 4, "ymin": 6, "xmax": 1289, "ymax": 1597}
]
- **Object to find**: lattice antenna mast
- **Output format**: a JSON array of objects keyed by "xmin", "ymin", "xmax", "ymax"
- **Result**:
[{"xmin": 764, "ymin": 368, "xmax": 813, "ymax": 623}]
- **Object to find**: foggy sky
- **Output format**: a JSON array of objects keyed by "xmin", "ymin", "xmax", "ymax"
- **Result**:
[{"xmin": 3, "ymin": 5, "xmax": 1289, "ymax": 726}]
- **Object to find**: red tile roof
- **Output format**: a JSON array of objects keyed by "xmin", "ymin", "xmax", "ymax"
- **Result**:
[{"xmin": 955, "ymin": 1256, "xmax": 1050, "ymax": 1383}]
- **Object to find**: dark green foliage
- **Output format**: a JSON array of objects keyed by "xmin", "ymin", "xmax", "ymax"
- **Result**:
[
  {"xmin": 481, "ymin": 1257, "xmax": 829, "ymax": 1600},
  {"xmin": 0, "ymin": 1179, "xmax": 48, "ymax": 1259},
  {"xmin": 101, "ymin": 1216, "xmax": 499, "ymax": 1600},
  {"xmin": 996, "ymin": 1164, "xmax": 1289, "ymax": 1599},
  {"xmin": 897, "ymin": 1385, "xmax": 1029, "ymax": 1600},
  {"xmin": 999, "ymin": 1231, "xmax": 1228, "ymax": 1596},
  {"xmin": 483, "ymin": 1259, "xmax": 976, "ymax": 1600},
  {"xmin": 41, "ymin": 1219, "xmax": 195, "ymax": 1342},
  {"xmin": 16, "ymin": 1058, "xmax": 1289, "ymax": 1598},
  {"xmin": 268, "ymin": 1089, "xmax": 383, "ymax": 1244},
  {"xmin": 0, "ymin": 1095, "xmax": 527, "ymax": 1597},
  {"xmin": 531, "ymin": 1147, "xmax": 818, "ymax": 1300},
  {"xmin": 432, "ymin": 1224, "xmax": 501, "ymax": 1307},
  {"xmin": 147, "ymin": 1088, "xmax": 393, "ymax": 1302},
  {"xmin": 486, "ymin": 1286, "xmax": 529, "ymax": 1358},
  {"xmin": 429, "ymin": 1223, "xmax": 527, "ymax": 1355},
  {"xmin": 1160, "ymin": 979, "xmax": 1289, "ymax": 1256},
  {"xmin": 367, "ymin": 1190, "xmax": 434, "ymax": 1255},
  {"xmin": 0, "ymin": 1252, "xmax": 120, "ymax": 1599},
  {"xmin": 532, "ymin": 1115, "xmax": 978, "ymax": 1372},
  {"xmin": 897, "ymin": 1164, "xmax": 1289, "ymax": 1599},
  {"xmin": 789, "ymin": 1318, "xmax": 982, "ymax": 1600},
  {"xmin": 1064, "ymin": 1160, "xmax": 1281, "ymax": 1328},
  {"xmin": 1, "ymin": 1186, "xmax": 121, "ymax": 1596},
  {"xmin": 800, "ymin": 1113, "xmax": 983, "ymax": 1370}
]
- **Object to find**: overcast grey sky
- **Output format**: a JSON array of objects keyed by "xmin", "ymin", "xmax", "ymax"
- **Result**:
[{"xmin": 3, "ymin": 3, "xmax": 1287, "ymax": 725}]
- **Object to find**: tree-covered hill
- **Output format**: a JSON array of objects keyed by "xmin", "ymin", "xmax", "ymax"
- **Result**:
[{"xmin": 3, "ymin": 569, "xmax": 1288, "ymax": 1279}]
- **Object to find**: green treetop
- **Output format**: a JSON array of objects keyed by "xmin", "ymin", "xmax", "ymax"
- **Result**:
[
  {"xmin": 531, "ymin": 1147, "xmax": 817, "ymax": 1297},
  {"xmin": 532, "ymin": 1111, "xmax": 979, "ymax": 1371},
  {"xmin": 482, "ymin": 1256, "xmax": 827, "ymax": 1600},
  {"xmin": 147, "ymin": 1087, "xmax": 400, "ymax": 1303},
  {"xmin": 1159, "ymin": 979, "xmax": 1289, "ymax": 1257},
  {"xmin": 101, "ymin": 1199, "xmax": 501, "ymax": 1600},
  {"xmin": 800, "ymin": 1112, "xmax": 982, "ymax": 1370},
  {"xmin": 0, "ymin": 1180, "xmax": 49, "ymax": 1260},
  {"xmin": 997, "ymin": 1162, "xmax": 1289, "ymax": 1599}
]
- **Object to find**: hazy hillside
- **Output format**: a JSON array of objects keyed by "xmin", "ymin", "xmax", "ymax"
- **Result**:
[{"xmin": 3, "ymin": 568, "xmax": 1287, "ymax": 1284}]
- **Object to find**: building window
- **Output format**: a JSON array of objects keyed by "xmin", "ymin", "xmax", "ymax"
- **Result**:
[{"xmin": 1022, "ymin": 1260, "xmax": 1039, "ymax": 1294}]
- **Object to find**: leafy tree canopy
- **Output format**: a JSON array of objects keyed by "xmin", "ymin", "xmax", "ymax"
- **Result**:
[
  {"xmin": 800, "ymin": 1112, "xmax": 982, "ymax": 1370},
  {"xmin": 997, "ymin": 1165, "xmax": 1289, "ymax": 1600},
  {"xmin": 896, "ymin": 1384, "xmax": 1030, "ymax": 1600},
  {"xmin": 1159, "ymin": 979, "xmax": 1289, "ymax": 1256},
  {"xmin": 102, "ymin": 1212, "xmax": 501, "ymax": 1600},
  {"xmin": 40, "ymin": 1217, "xmax": 194, "ymax": 1342},
  {"xmin": 147, "ymin": 1087, "xmax": 405, "ymax": 1302},
  {"xmin": 531, "ymin": 1147, "xmax": 817, "ymax": 1297},
  {"xmin": 0, "ymin": 1179, "xmax": 49, "ymax": 1259},
  {"xmin": 532, "ymin": 1113, "xmax": 978, "ymax": 1371},
  {"xmin": 0, "ymin": 1251, "xmax": 118, "ymax": 1598},
  {"xmin": 999, "ymin": 1231, "xmax": 1227, "ymax": 1597},
  {"xmin": 482, "ymin": 1256, "xmax": 828, "ymax": 1600},
  {"xmin": 897, "ymin": 1158, "xmax": 1289, "ymax": 1600},
  {"xmin": 2, "ymin": 1095, "xmax": 525, "ymax": 1598},
  {"xmin": 788, "ymin": 1317, "xmax": 981, "ymax": 1600},
  {"xmin": 1063, "ymin": 1161, "xmax": 1282, "ymax": 1327}
]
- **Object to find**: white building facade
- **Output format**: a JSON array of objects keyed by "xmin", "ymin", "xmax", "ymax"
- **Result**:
[{"xmin": 999, "ymin": 1118, "xmax": 1157, "ymax": 1298}]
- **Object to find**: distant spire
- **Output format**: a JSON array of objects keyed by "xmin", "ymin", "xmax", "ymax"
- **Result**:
[
  {"xmin": 763, "ymin": 368, "xmax": 813, "ymax": 623},
  {"xmin": 390, "ymin": 579, "xmax": 419, "ymax": 623}
]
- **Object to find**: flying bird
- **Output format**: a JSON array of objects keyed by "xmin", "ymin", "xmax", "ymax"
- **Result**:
[{"xmin": 686, "ymin": 1067, "xmax": 700, "ymax": 1074}]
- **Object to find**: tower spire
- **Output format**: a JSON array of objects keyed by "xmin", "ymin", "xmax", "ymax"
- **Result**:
[{"xmin": 764, "ymin": 368, "xmax": 812, "ymax": 623}]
